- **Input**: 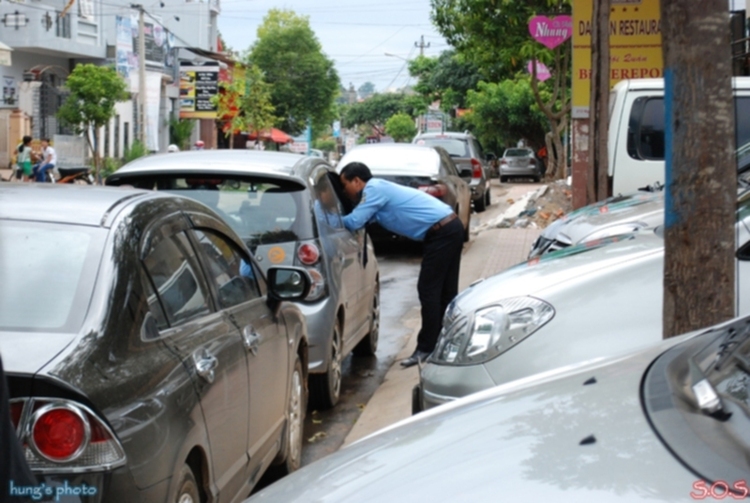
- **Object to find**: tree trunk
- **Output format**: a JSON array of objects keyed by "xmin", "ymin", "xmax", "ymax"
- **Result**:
[
  {"xmin": 661, "ymin": 0, "xmax": 736, "ymax": 338},
  {"xmin": 588, "ymin": 0, "xmax": 610, "ymax": 204}
]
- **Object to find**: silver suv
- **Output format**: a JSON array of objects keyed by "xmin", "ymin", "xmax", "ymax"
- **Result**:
[{"xmin": 413, "ymin": 131, "xmax": 492, "ymax": 212}]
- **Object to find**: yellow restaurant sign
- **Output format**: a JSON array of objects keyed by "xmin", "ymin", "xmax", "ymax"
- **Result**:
[{"xmin": 572, "ymin": 0, "xmax": 663, "ymax": 118}]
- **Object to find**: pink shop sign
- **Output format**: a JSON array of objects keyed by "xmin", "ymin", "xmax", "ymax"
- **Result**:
[
  {"xmin": 527, "ymin": 60, "xmax": 551, "ymax": 81},
  {"xmin": 528, "ymin": 15, "xmax": 573, "ymax": 49}
]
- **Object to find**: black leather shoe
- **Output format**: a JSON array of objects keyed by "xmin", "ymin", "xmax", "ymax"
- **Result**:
[{"xmin": 400, "ymin": 350, "xmax": 431, "ymax": 368}]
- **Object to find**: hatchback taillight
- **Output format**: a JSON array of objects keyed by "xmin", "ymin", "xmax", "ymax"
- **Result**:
[
  {"xmin": 470, "ymin": 158, "xmax": 482, "ymax": 178},
  {"xmin": 418, "ymin": 184, "xmax": 448, "ymax": 197},
  {"xmin": 297, "ymin": 243, "xmax": 320, "ymax": 265}
]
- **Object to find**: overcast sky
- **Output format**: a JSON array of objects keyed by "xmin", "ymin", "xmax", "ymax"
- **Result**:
[{"xmin": 217, "ymin": 0, "xmax": 449, "ymax": 94}]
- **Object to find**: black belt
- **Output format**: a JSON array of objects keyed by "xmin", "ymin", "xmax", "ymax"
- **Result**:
[{"xmin": 427, "ymin": 213, "xmax": 457, "ymax": 235}]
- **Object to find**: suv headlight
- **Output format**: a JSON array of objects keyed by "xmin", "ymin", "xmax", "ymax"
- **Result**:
[{"xmin": 431, "ymin": 297, "xmax": 554, "ymax": 365}]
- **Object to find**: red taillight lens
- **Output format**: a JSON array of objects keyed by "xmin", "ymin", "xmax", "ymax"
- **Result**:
[
  {"xmin": 297, "ymin": 243, "xmax": 320, "ymax": 265},
  {"xmin": 470, "ymin": 158, "xmax": 482, "ymax": 178},
  {"xmin": 418, "ymin": 184, "xmax": 447, "ymax": 197},
  {"xmin": 32, "ymin": 407, "xmax": 87, "ymax": 461},
  {"xmin": 10, "ymin": 401, "xmax": 23, "ymax": 429}
]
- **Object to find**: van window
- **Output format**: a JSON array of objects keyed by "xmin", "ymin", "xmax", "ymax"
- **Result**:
[{"xmin": 627, "ymin": 96, "xmax": 750, "ymax": 162}]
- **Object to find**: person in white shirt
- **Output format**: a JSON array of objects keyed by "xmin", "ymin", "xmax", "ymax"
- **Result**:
[{"xmin": 33, "ymin": 138, "xmax": 57, "ymax": 182}]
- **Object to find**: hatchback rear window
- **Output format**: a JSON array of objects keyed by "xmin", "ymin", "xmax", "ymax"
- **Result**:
[
  {"xmin": 0, "ymin": 222, "xmax": 104, "ymax": 332},
  {"xmin": 504, "ymin": 149, "xmax": 533, "ymax": 157},
  {"xmin": 416, "ymin": 138, "xmax": 469, "ymax": 157},
  {"xmin": 110, "ymin": 175, "xmax": 313, "ymax": 250}
]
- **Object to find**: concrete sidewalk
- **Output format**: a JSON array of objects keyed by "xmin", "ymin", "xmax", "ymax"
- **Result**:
[{"xmin": 342, "ymin": 184, "xmax": 541, "ymax": 446}]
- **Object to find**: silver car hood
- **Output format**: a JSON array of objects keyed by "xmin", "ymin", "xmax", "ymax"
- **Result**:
[
  {"xmin": 248, "ymin": 337, "xmax": 697, "ymax": 502},
  {"xmin": 454, "ymin": 229, "xmax": 664, "ymax": 312},
  {"xmin": 541, "ymin": 191, "xmax": 664, "ymax": 245}
]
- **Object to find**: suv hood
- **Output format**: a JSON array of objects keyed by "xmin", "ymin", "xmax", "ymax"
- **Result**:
[
  {"xmin": 541, "ymin": 191, "xmax": 664, "ymax": 245},
  {"xmin": 248, "ymin": 336, "xmax": 696, "ymax": 502},
  {"xmin": 454, "ymin": 229, "xmax": 663, "ymax": 311}
]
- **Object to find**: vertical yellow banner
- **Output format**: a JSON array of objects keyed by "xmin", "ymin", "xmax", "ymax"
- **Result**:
[{"xmin": 572, "ymin": 0, "xmax": 663, "ymax": 118}]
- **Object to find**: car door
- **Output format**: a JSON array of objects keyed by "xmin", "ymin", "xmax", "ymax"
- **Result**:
[
  {"xmin": 314, "ymin": 168, "xmax": 368, "ymax": 342},
  {"xmin": 141, "ymin": 216, "xmax": 251, "ymax": 502},
  {"xmin": 187, "ymin": 226, "xmax": 289, "ymax": 481}
]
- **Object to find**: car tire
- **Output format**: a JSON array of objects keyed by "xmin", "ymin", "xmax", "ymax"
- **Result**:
[
  {"xmin": 273, "ymin": 357, "xmax": 305, "ymax": 474},
  {"xmin": 310, "ymin": 321, "xmax": 342, "ymax": 409},
  {"xmin": 485, "ymin": 189, "xmax": 491, "ymax": 207},
  {"xmin": 474, "ymin": 190, "xmax": 487, "ymax": 213},
  {"xmin": 353, "ymin": 280, "xmax": 379, "ymax": 357},
  {"xmin": 411, "ymin": 385, "xmax": 423, "ymax": 415},
  {"xmin": 173, "ymin": 464, "xmax": 201, "ymax": 503},
  {"xmin": 500, "ymin": 176, "xmax": 508, "ymax": 183},
  {"xmin": 463, "ymin": 220, "xmax": 470, "ymax": 242}
]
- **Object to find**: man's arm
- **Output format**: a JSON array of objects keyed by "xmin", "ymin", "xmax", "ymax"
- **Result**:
[{"xmin": 342, "ymin": 184, "xmax": 387, "ymax": 232}]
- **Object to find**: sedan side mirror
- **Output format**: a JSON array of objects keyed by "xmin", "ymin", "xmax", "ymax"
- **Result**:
[{"xmin": 266, "ymin": 266, "xmax": 312, "ymax": 311}]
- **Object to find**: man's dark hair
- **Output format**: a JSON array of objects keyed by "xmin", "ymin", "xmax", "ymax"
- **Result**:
[
  {"xmin": 340, "ymin": 162, "xmax": 372, "ymax": 182},
  {"xmin": 42, "ymin": 138, "xmax": 50, "ymax": 143}
]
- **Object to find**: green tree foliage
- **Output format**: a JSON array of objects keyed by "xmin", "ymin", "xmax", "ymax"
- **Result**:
[
  {"xmin": 385, "ymin": 113, "xmax": 417, "ymax": 143},
  {"xmin": 408, "ymin": 51, "xmax": 483, "ymax": 110},
  {"xmin": 465, "ymin": 77, "xmax": 548, "ymax": 155},
  {"xmin": 169, "ymin": 118, "xmax": 195, "ymax": 151},
  {"xmin": 313, "ymin": 138, "xmax": 337, "ymax": 152},
  {"xmin": 211, "ymin": 64, "xmax": 276, "ymax": 149},
  {"xmin": 344, "ymin": 93, "xmax": 427, "ymax": 135},
  {"xmin": 56, "ymin": 64, "xmax": 128, "ymax": 182},
  {"xmin": 358, "ymin": 81, "xmax": 376, "ymax": 99},
  {"xmin": 248, "ymin": 9, "xmax": 340, "ymax": 135},
  {"xmin": 431, "ymin": 0, "xmax": 572, "ymax": 178},
  {"xmin": 123, "ymin": 139, "xmax": 148, "ymax": 164}
]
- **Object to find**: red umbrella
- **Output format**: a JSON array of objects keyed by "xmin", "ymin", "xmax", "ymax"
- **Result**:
[{"xmin": 247, "ymin": 128, "xmax": 293, "ymax": 144}]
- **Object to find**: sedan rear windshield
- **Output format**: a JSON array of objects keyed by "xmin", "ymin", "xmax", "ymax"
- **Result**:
[
  {"xmin": 0, "ymin": 221, "xmax": 104, "ymax": 333},
  {"xmin": 416, "ymin": 138, "xmax": 469, "ymax": 157},
  {"xmin": 504, "ymin": 149, "xmax": 533, "ymax": 157},
  {"xmin": 112, "ymin": 175, "xmax": 313, "ymax": 250}
]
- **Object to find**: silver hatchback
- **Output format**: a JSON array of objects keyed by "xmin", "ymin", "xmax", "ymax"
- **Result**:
[
  {"xmin": 107, "ymin": 150, "xmax": 381, "ymax": 410},
  {"xmin": 499, "ymin": 147, "xmax": 542, "ymax": 182}
]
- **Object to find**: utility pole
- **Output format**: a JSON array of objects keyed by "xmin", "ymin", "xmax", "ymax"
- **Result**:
[
  {"xmin": 131, "ymin": 4, "xmax": 147, "ymax": 147},
  {"xmin": 415, "ymin": 35, "xmax": 430, "ymax": 56},
  {"xmin": 587, "ymin": 0, "xmax": 610, "ymax": 204},
  {"xmin": 661, "ymin": 0, "xmax": 736, "ymax": 338}
]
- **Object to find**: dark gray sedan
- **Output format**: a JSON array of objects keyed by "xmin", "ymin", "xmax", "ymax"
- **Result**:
[{"xmin": 0, "ymin": 185, "xmax": 311, "ymax": 502}]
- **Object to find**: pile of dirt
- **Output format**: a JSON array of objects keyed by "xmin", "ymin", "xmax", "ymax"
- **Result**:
[{"xmin": 498, "ymin": 180, "xmax": 573, "ymax": 230}]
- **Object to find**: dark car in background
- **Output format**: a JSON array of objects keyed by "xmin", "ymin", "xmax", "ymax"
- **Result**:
[
  {"xmin": 107, "ymin": 150, "xmax": 380, "ymax": 410},
  {"xmin": 499, "ymin": 147, "xmax": 542, "ymax": 182},
  {"xmin": 412, "ymin": 131, "xmax": 492, "ymax": 212},
  {"xmin": 337, "ymin": 143, "xmax": 472, "ymax": 241},
  {"xmin": 0, "ymin": 185, "xmax": 311, "ymax": 502}
]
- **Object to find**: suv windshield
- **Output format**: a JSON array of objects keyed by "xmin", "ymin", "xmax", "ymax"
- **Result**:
[
  {"xmin": 0, "ymin": 221, "xmax": 105, "ymax": 333},
  {"xmin": 112, "ymin": 174, "xmax": 313, "ymax": 250},
  {"xmin": 416, "ymin": 138, "xmax": 469, "ymax": 157}
]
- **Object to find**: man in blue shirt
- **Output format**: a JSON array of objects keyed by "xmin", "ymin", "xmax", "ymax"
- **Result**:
[{"xmin": 340, "ymin": 162, "xmax": 464, "ymax": 367}]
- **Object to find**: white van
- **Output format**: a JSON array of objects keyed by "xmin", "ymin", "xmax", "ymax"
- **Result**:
[{"xmin": 607, "ymin": 77, "xmax": 750, "ymax": 194}]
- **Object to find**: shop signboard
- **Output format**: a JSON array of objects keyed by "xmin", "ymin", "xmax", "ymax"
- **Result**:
[{"xmin": 179, "ymin": 61, "xmax": 219, "ymax": 119}]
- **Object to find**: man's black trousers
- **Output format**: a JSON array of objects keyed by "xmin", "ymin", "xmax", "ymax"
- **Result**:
[{"xmin": 416, "ymin": 218, "xmax": 464, "ymax": 354}]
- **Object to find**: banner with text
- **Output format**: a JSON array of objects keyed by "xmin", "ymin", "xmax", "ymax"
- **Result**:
[
  {"xmin": 179, "ymin": 61, "xmax": 219, "ymax": 119},
  {"xmin": 572, "ymin": 0, "xmax": 663, "ymax": 118}
]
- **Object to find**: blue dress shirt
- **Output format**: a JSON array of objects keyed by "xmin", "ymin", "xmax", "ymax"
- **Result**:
[{"xmin": 342, "ymin": 178, "xmax": 453, "ymax": 241}]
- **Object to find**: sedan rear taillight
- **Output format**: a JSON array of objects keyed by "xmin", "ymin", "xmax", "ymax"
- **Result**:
[
  {"xmin": 14, "ymin": 398, "xmax": 126, "ymax": 471},
  {"xmin": 418, "ymin": 184, "xmax": 448, "ymax": 197},
  {"xmin": 470, "ymin": 158, "xmax": 482, "ymax": 178}
]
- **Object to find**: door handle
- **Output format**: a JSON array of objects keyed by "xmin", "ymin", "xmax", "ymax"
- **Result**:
[
  {"xmin": 193, "ymin": 349, "xmax": 218, "ymax": 384},
  {"xmin": 242, "ymin": 325, "xmax": 261, "ymax": 356}
]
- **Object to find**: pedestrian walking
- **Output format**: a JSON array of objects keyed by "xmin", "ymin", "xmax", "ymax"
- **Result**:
[
  {"xmin": 340, "ymin": 162, "xmax": 464, "ymax": 368},
  {"xmin": 15, "ymin": 136, "xmax": 33, "ymax": 182}
]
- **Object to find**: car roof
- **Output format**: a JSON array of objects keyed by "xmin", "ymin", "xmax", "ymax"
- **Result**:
[
  {"xmin": 0, "ymin": 184, "xmax": 154, "ymax": 227},
  {"xmin": 110, "ymin": 150, "xmax": 327, "ymax": 185},
  {"xmin": 415, "ymin": 131, "xmax": 472, "ymax": 140},
  {"xmin": 338, "ymin": 143, "xmax": 441, "ymax": 173}
]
